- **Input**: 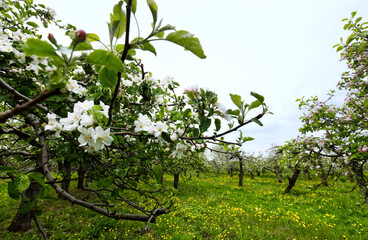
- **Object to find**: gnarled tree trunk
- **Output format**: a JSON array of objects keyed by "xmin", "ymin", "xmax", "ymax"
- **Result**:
[
  {"xmin": 284, "ymin": 168, "xmax": 300, "ymax": 193},
  {"xmin": 351, "ymin": 161, "xmax": 368, "ymax": 204},
  {"xmin": 8, "ymin": 180, "xmax": 40, "ymax": 232}
]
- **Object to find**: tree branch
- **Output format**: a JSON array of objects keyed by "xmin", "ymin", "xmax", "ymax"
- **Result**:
[
  {"xmin": 108, "ymin": 0, "xmax": 133, "ymax": 126},
  {"xmin": 0, "ymin": 89, "xmax": 60, "ymax": 123}
]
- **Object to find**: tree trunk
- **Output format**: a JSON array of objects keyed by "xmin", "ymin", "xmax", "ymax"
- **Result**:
[
  {"xmin": 230, "ymin": 167, "xmax": 233, "ymax": 178},
  {"xmin": 8, "ymin": 181, "xmax": 40, "ymax": 232},
  {"xmin": 173, "ymin": 173, "xmax": 179, "ymax": 189},
  {"xmin": 275, "ymin": 165, "xmax": 283, "ymax": 183},
  {"xmin": 317, "ymin": 162, "xmax": 328, "ymax": 186},
  {"xmin": 58, "ymin": 160, "xmax": 72, "ymax": 199},
  {"xmin": 256, "ymin": 170, "xmax": 261, "ymax": 177},
  {"xmin": 249, "ymin": 170, "xmax": 254, "ymax": 180},
  {"xmin": 284, "ymin": 168, "xmax": 300, "ymax": 193},
  {"xmin": 351, "ymin": 161, "xmax": 368, "ymax": 204},
  {"xmin": 216, "ymin": 169, "xmax": 219, "ymax": 176},
  {"xmin": 77, "ymin": 165, "xmax": 86, "ymax": 189},
  {"xmin": 239, "ymin": 161, "xmax": 244, "ymax": 187}
]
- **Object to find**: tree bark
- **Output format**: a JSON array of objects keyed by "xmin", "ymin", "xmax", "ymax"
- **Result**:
[
  {"xmin": 275, "ymin": 165, "xmax": 283, "ymax": 183},
  {"xmin": 284, "ymin": 168, "xmax": 300, "ymax": 193},
  {"xmin": 239, "ymin": 160, "xmax": 244, "ymax": 187},
  {"xmin": 351, "ymin": 161, "xmax": 368, "ymax": 204},
  {"xmin": 173, "ymin": 173, "xmax": 179, "ymax": 189},
  {"xmin": 58, "ymin": 160, "xmax": 72, "ymax": 199},
  {"xmin": 77, "ymin": 165, "xmax": 86, "ymax": 189},
  {"xmin": 8, "ymin": 181, "xmax": 40, "ymax": 232},
  {"xmin": 249, "ymin": 170, "xmax": 254, "ymax": 180}
]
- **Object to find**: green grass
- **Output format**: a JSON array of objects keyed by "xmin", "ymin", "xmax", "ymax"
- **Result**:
[{"xmin": 1, "ymin": 173, "xmax": 368, "ymax": 239}]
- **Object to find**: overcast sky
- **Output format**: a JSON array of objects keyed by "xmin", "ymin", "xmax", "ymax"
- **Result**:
[{"xmin": 35, "ymin": 0, "xmax": 368, "ymax": 154}]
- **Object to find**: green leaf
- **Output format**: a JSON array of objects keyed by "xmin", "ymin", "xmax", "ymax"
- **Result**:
[
  {"xmin": 186, "ymin": 91, "xmax": 196, "ymax": 100},
  {"xmin": 28, "ymin": 172, "xmax": 45, "ymax": 187},
  {"xmin": 193, "ymin": 128, "xmax": 200, "ymax": 137},
  {"xmin": 8, "ymin": 182, "xmax": 20, "ymax": 199},
  {"xmin": 21, "ymin": 202, "xmax": 36, "ymax": 214},
  {"xmin": 133, "ymin": 41, "xmax": 157, "ymax": 55},
  {"xmin": 199, "ymin": 118, "xmax": 211, "ymax": 133},
  {"xmin": 248, "ymin": 100, "xmax": 262, "ymax": 110},
  {"xmin": 251, "ymin": 118, "xmax": 263, "ymax": 126},
  {"xmin": 230, "ymin": 94, "xmax": 243, "ymax": 109},
  {"xmin": 110, "ymin": 1, "xmax": 126, "ymax": 39},
  {"xmin": 250, "ymin": 92, "xmax": 264, "ymax": 103},
  {"xmin": 87, "ymin": 33, "xmax": 100, "ymax": 42},
  {"xmin": 74, "ymin": 40, "xmax": 93, "ymax": 51},
  {"xmin": 165, "ymin": 30, "xmax": 206, "ymax": 59},
  {"xmin": 15, "ymin": 174, "xmax": 31, "ymax": 193},
  {"xmin": 226, "ymin": 109, "xmax": 240, "ymax": 116},
  {"xmin": 86, "ymin": 50, "xmax": 125, "ymax": 72},
  {"xmin": 351, "ymin": 11, "xmax": 357, "ymax": 18},
  {"xmin": 215, "ymin": 118, "xmax": 221, "ymax": 131},
  {"xmin": 0, "ymin": 165, "xmax": 17, "ymax": 175},
  {"xmin": 153, "ymin": 164, "xmax": 163, "ymax": 184},
  {"xmin": 147, "ymin": 0, "xmax": 158, "ymax": 25},
  {"xmin": 155, "ymin": 31, "xmax": 165, "ymax": 38},
  {"xmin": 161, "ymin": 131, "xmax": 173, "ymax": 143},
  {"xmin": 98, "ymin": 67, "xmax": 118, "ymax": 88},
  {"xmin": 243, "ymin": 137, "xmax": 254, "ymax": 142},
  {"xmin": 91, "ymin": 106, "xmax": 108, "ymax": 125},
  {"xmin": 26, "ymin": 21, "xmax": 39, "ymax": 28},
  {"xmin": 23, "ymin": 38, "xmax": 57, "ymax": 58}
]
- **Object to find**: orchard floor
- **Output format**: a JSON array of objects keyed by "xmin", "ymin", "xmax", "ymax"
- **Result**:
[{"xmin": 1, "ymin": 172, "xmax": 367, "ymax": 239}]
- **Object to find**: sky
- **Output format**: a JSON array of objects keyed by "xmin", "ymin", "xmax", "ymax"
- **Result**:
[{"xmin": 35, "ymin": 0, "xmax": 368, "ymax": 154}]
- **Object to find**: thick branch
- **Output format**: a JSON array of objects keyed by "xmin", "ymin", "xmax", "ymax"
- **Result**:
[
  {"xmin": 0, "ymin": 89, "xmax": 59, "ymax": 123},
  {"xmin": 0, "ymin": 77, "xmax": 49, "ymax": 112}
]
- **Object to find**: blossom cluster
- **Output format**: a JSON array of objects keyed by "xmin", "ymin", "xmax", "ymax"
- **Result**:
[{"xmin": 44, "ymin": 100, "xmax": 113, "ymax": 151}]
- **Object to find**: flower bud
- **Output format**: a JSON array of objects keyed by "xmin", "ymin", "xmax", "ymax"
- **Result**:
[
  {"xmin": 75, "ymin": 30, "xmax": 87, "ymax": 43},
  {"xmin": 47, "ymin": 33, "xmax": 58, "ymax": 46}
]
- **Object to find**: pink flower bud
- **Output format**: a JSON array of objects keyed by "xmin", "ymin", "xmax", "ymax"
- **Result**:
[
  {"xmin": 75, "ymin": 30, "xmax": 87, "ymax": 42},
  {"xmin": 47, "ymin": 33, "xmax": 58, "ymax": 46}
]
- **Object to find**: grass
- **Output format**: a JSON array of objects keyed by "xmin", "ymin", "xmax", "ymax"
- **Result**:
[{"xmin": 1, "ymin": 172, "xmax": 368, "ymax": 239}]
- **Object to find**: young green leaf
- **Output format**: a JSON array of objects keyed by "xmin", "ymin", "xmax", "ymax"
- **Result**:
[
  {"xmin": 98, "ymin": 67, "xmax": 118, "ymax": 88},
  {"xmin": 248, "ymin": 100, "xmax": 262, "ymax": 110},
  {"xmin": 147, "ymin": 0, "xmax": 158, "ymax": 25},
  {"xmin": 8, "ymin": 182, "xmax": 20, "ymax": 199},
  {"xmin": 199, "ymin": 118, "xmax": 211, "ymax": 133},
  {"xmin": 251, "ymin": 118, "xmax": 263, "ymax": 126},
  {"xmin": 215, "ymin": 118, "xmax": 221, "ymax": 131},
  {"xmin": 23, "ymin": 38, "xmax": 57, "ymax": 57},
  {"xmin": 87, "ymin": 33, "xmax": 100, "ymax": 42},
  {"xmin": 15, "ymin": 174, "xmax": 31, "ymax": 193},
  {"xmin": 165, "ymin": 30, "xmax": 206, "ymax": 59},
  {"xmin": 250, "ymin": 92, "xmax": 264, "ymax": 103},
  {"xmin": 28, "ymin": 172, "xmax": 45, "ymax": 187},
  {"xmin": 86, "ymin": 49, "xmax": 125, "ymax": 72},
  {"xmin": 110, "ymin": 1, "xmax": 126, "ymax": 39},
  {"xmin": 230, "ymin": 94, "xmax": 243, "ymax": 109}
]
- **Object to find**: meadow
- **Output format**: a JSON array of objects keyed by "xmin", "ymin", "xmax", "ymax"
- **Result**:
[{"xmin": 1, "ymin": 172, "xmax": 367, "ymax": 239}]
